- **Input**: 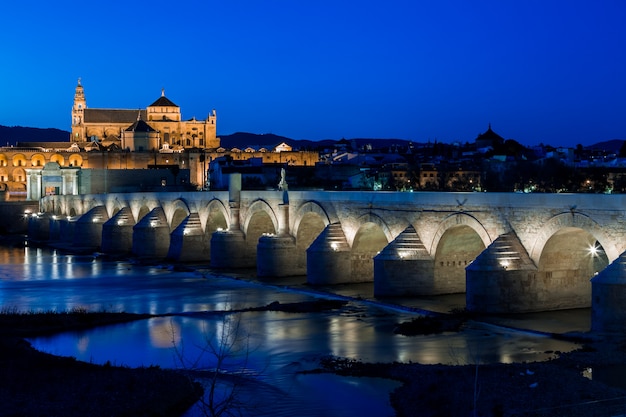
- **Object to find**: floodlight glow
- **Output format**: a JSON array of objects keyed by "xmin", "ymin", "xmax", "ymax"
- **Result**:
[
  {"xmin": 398, "ymin": 250, "xmax": 411, "ymax": 259},
  {"xmin": 588, "ymin": 244, "xmax": 601, "ymax": 257}
]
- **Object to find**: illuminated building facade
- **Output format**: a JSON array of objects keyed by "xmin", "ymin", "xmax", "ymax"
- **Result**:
[{"xmin": 71, "ymin": 78, "xmax": 218, "ymax": 149}]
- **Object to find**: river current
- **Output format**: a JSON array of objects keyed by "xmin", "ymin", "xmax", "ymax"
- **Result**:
[{"xmin": 0, "ymin": 244, "xmax": 586, "ymax": 416}]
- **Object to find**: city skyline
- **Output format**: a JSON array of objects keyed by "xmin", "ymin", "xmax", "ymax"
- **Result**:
[{"xmin": 1, "ymin": 1, "xmax": 625, "ymax": 147}]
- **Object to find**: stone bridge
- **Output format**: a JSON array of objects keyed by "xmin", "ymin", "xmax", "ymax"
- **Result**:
[{"xmin": 27, "ymin": 174, "xmax": 626, "ymax": 322}]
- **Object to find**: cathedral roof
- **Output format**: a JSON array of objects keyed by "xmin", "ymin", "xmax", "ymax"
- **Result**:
[
  {"xmin": 125, "ymin": 119, "xmax": 157, "ymax": 132},
  {"xmin": 84, "ymin": 109, "xmax": 147, "ymax": 124},
  {"xmin": 475, "ymin": 123, "xmax": 505, "ymax": 146},
  {"xmin": 148, "ymin": 89, "xmax": 179, "ymax": 107}
]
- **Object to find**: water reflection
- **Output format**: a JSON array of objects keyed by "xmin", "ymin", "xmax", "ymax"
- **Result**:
[{"xmin": 0, "ymin": 245, "xmax": 587, "ymax": 416}]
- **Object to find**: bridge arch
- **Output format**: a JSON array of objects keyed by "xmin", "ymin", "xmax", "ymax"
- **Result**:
[
  {"xmin": 135, "ymin": 205, "xmax": 152, "ymax": 225},
  {"xmin": 105, "ymin": 196, "xmax": 129, "ymax": 219},
  {"xmin": 526, "ymin": 212, "xmax": 614, "ymax": 310},
  {"xmin": 346, "ymin": 213, "xmax": 392, "ymax": 282},
  {"xmin": 242, "ymin": 199, "xmax": 278, "ymax": 264},
  {"xmin": 342, "ymin": 212, "xmax": 394, "ymax": 248},
  {"xmin": 429, "ymin": 212, "xmax": 492, "ymax": 255},
  {"xmin": 430, "ymin": 212, "xmax": 493, "ymax": 294},
  {"xmin": 130, "ymin": 196, "xmax": 161, "ymax": 225},
  {"xmin": 164, "ymin": 198, "xmax": 192, "ymax": 231},
  {"xmin": 293, "ymin": 201, "xmax": 331, "ymax": 272},
  {"xmin": 292, "ymin": 201, "xmax": 331, "ymax": 238},
  {"xmin": 530, "ymin": 212, "xmax": 618, "ymax": 265},
  {"xmin": 242, "ymin": 199, "xmax": 279, "ymax": 237},
  {"xmin": 85, "ymin": 197, "xmax": 106, "ymax": 213},
  {"xmin": 202, "ymin": 198, "xmax": 229, "ymax": 233}
]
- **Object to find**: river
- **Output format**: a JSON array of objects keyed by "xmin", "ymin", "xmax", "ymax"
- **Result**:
[{"xmin": 0, "ymin": 243, "xmax": 586, "ymax": 416}]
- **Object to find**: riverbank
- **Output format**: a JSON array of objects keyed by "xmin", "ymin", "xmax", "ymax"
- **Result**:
[
  {"xmin": 315, "ymin": 335, "xmax": 626, "ymax": 417},
  {"xmin": 6, "ymin": 310, "xmax": 626, "ymax": 417},
  {"xmin": 0, "ymin": 310, "xmax": 203, "ymax": 417}
]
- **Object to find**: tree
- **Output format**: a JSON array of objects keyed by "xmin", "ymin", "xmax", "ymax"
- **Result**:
[{"xmin": 171, "ymin": 314, "xmax": 255, "ymax": 417}]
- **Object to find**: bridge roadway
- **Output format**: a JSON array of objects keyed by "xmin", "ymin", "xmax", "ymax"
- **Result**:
[{"xmin": 27, "ymin": 176, "xmax": 626, "ymax": 323}]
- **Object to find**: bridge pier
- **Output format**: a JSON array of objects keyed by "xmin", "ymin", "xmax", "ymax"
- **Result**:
[
  {"xmin": 466, "ymin": 233, "xmax": 538, "ymax": 313},
  {"xmin": 49, "ymin": 216, "xmax": 61, "ymax": 241},
  {"xmin": 591, "ymin": 251, "xmax": 626, "ymax": 335},
  {"xmin": 306, "ymin": 223, "xmax": 352, "ymax": 284},
  {"xmin": 210, "ymin": 173, "xmax": 254, "ymax": 268},
  {"xmin": 210, "ymin": 229, "xmax": 251, "ymax": 267},
  {"xmin": 58, "ymin": 217, "xmax": 77, "ymax": 247},
  {"xmin": 257, "ymin": 202, "xmax": 303, "ymax": 277},
  {"xmin": 27, "ymin": 213, "xmax": 51, "ymax": 242},
  {"xmin": 374, "ymin": 226, "xmax": 435, "ymax": 296},
  {"xmin": 257, "ymin": 234, "xmax": 300, "ymax": 276},
  {"xmin": 167, "ymin": 213, "xmax": 208, "ymax": 262},
  {"xmin": 101, "ymin": 207, "xmax": 135, "ymax": 254},
  {"xmin": 132, "ymin": 207, "xmax": 170, "ymax": 258},
  {"xmin": 72, "ymin": 206, "xmax": 108, "ymax": 250}
]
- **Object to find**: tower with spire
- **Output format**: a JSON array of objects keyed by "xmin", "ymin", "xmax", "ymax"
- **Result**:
[{"xmin": 71, "ymin": 78, "xmax": 87, "ymax": 142}]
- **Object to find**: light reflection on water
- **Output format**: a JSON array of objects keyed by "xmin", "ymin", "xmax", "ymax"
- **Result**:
[{"xmin": 0, "ymin": 245, "xmax": 586, "ymax": 416}]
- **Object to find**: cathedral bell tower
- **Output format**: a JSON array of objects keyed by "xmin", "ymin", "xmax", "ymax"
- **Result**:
[{"xmin": 71, "ymin": 78, "xmax": 87, "ymax": 142}]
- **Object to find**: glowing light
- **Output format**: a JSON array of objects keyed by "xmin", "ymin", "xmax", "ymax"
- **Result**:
[
  {"xmin": 500, "ymin": 260, "xmax": 510, "ymax": 269},
  {"xmin": 150, "ymin": 221, "xmax": 157, "ymax": 228},
  {"xmin": 330, "ymin": 242, "xmax": 338, "ymax": 251},
  {"xmin": 588, "ymin": 244, "xmax": 602, "ymax": 257},
  {"xmin": 398, "ymin": 250, "xmax": 411, "ymax": 259},
  {"xmin": 216, "ymin": 227, "xmax": 224, "ymax": 232}
]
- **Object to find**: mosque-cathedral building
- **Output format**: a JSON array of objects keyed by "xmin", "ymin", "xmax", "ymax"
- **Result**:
[
  {"xmin": 0, "ymin": 79, "xmax": 319, "ymax": 199},
  {"xmin": 70, "ymin": 78, "xmax": 219, "ymax": 150}
]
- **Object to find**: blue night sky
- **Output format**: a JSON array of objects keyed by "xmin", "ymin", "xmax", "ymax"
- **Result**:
[{"xmin": 1, "ymin": 0, "xmax": 625, "ymax": 147}]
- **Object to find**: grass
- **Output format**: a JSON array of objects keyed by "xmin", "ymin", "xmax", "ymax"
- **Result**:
[{"xmin": 0, "ymin": 308, "xmax": 203, "ymax": 417}]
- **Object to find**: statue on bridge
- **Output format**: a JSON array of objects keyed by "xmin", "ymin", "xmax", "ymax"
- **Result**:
[{"xmin": 278, "ymin": 168, "xmax": 288, "ymax": 192}]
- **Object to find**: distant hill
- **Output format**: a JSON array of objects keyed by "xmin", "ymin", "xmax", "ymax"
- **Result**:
[
  {"xmin": 585, "ymin": 139, "xmax": 625, "ymax": 154},
  {"xmin": 218, "ymin": 132, "xmax": 413, "ymax": 151},
  {"xmin": 218, "ymin": 132, "xmax": 295, "ymax": 149},
  {"xmin": 0, "ymin": 125, "xmax": 70, "ymax": 146},
  {"xmin": 2, "ymin": 125, "xmax": 623, "ymax": 153}
]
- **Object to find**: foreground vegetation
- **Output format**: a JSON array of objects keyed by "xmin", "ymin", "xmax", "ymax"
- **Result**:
[
  {"xmin": 0, "ymin": 309, "xmax": 203, "ymax": 417},
  {"xmin": 314, "ymin": 310, "xmax": 626, "ymax": 417},
  {"xmin": 6, "ymin": 305, "xmax": 626, "ymax": 416}
]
